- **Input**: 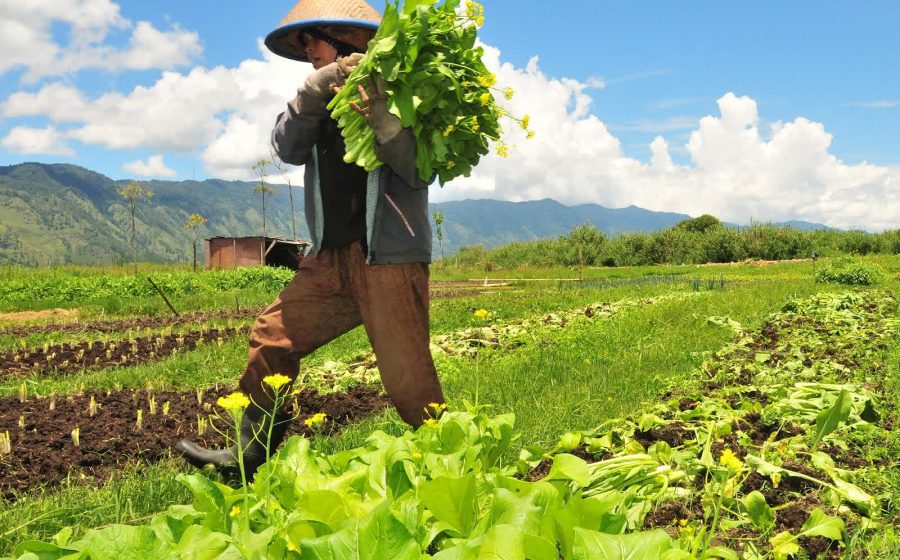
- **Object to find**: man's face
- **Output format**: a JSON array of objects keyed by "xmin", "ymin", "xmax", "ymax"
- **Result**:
[{"xmin": 300, "ymin": 31, "xmax": 338, "ymax": 69}]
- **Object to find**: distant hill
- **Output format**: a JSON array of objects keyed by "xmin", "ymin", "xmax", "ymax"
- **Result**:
[
  {"xmin": 0, "ymin": 163, "xmax": 304, "ymax": 266},
  {"xmin": 0, "ymin": 162, "xmax": 830, "ymax": 266}
]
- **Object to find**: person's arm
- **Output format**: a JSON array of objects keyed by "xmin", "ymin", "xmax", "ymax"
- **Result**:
[
  {"xmin": 353, "ymin": 76, "xmax": 432, "ymax": 188},
  {"xmin": 375, "ymin": 129, "xmax": 429, "ymax": 188},
  {"xmin": 272, "ymin": 54, "xmax": 363, "ymax": 165}
]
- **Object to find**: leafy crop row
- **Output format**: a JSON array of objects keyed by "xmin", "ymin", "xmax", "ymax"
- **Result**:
[
  {"xmin": 6, "ymin": 290, "xmax": 895, "ymax": 558},
  {"xmin": 0, "ymin": 266, "xmax": 295, "ymax": 305}
]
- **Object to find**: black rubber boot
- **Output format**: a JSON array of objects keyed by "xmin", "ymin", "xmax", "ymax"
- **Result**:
[{"xmin": 176, "ymin": 404, "xmax": 291, "ymax": 481}]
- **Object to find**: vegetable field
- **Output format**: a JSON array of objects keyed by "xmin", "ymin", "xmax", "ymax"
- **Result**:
[{"xmin": 0, "ymin": 257, "xmax": 897, "ymax": 558}]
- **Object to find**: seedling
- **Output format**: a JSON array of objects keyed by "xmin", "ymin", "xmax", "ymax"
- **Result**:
[
  {"xmin": 197, "ymin": 416, "xmax": 207, "ymax": 436},
  {"xmin": 135, "ymin": 409, "xmax": 143, "ymax": 431},
  {"xmin": 71, "ymin": 427, "xmax": 80, "ymax": 447},
  {"xmin": 89, "ymin": 396, "xmax": 98, "ymax": 417},
  {"xmin": 162, "ymin": 401, "xmax": 170, "ymax": 416},
  {"xmin": 0, "ymin": 431, "xmax": 11, "ymax": 455},
  {"xmin": 148, "ymin": 395, "xmax": 157, "ymax": 415},
  {"xmin": 18, "ymin": 383, "xmax": 26, "ymax": 403}
]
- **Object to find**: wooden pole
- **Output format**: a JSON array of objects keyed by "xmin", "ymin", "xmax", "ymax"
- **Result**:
[{"xmin": 147, "ymin": 276, "xmax": 179, "ymax": 317}]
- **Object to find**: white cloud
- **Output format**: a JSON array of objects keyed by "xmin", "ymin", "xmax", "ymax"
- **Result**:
[
  {"xmin": 842, "ymin": 100, "xmax": 899, "ymax": 109},
  {"xmin": 2, "ymin": 28, "xmax": 897, "ymax": 231},
  {"xmin": 0, "ymin": 125, "xmax": 74, "ymax": 155},
  {"xmin": 434, "ymin": 50, "xmax": 899, "ymax": 231},
  {"xmin": 122, "ymin": 154, "xmax": 175, "ymax": 177},
  {"xmin": 609, "ymin": 116, "xmax": 699, "ymax": 133},
  {"xmin": 1, "ymin": 40, "xmax": 308, "ymax": 181},
  {"xmin": 0, "ymin": 0, "xmax": 201, "ymax": 82}
]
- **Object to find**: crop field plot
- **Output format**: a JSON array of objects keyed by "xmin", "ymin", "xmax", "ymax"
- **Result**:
[{"xmin": 0, "ymin": 258, "xmax": 897, "ymax": 558}]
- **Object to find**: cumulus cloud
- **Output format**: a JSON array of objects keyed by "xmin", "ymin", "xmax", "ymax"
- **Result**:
[
  {"xmin": 0, "ymin": 125, "xmax": 74, "ymax": 155},
  {"xmin": 0, "ymin": 0, "xmax": 201, "ymax": 82},
  {"xmin": 434, "ymin": 48, "xmax": 899, "ymax": 231},
  {"xmin": 1, "ymin": 25, "xmax": 896, "ymax": 230},
  {"xmin": 122, "ymin": 154, "xmax": 175, "ymax": 177}
]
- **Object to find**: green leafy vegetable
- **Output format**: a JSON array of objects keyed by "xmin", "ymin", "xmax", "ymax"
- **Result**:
[{"xmin": 328, "ymin": 0, "xmax": 523, "ymax": 184}]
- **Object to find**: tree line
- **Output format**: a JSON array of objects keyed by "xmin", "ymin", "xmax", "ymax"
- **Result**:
[{"xmin": 444, "ymin": 215, "xmax": 900, "ymax": 269}]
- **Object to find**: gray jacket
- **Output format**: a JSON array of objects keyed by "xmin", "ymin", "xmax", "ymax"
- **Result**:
[{"xmin": 271, "ymin": 89, "xmax": 433, "ymax": 265}]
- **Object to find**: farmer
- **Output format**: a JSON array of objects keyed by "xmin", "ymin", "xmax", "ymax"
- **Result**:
[{"xmin": 177, "ymin": 0, "xmax": 444, "ymax": 478}]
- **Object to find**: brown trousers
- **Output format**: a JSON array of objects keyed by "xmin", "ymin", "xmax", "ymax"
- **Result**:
[{"xmin": 238, "ymin": 241, "xmax": 444, "ymax": 426}]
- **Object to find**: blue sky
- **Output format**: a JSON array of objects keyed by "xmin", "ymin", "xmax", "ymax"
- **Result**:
[{"xmin": 1, "ymin": 1, "xmax": 898, "ymax": 229}]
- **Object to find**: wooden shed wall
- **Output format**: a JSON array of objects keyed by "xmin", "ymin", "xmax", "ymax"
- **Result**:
[{"xmin": 206, "ymin": 238, "xmax": 264, "ymax": 269}]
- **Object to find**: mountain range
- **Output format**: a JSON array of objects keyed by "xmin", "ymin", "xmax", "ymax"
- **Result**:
[{"xmin": 0, "ymin": 162, "xmax": 828, "ymax": 266}]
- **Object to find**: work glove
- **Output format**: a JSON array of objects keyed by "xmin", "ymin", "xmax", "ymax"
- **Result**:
[
  {"xmin": 351, "ymin": 75, "xmax": 403, "ymax": 144},
  {"xmin": 298, "ymin": 53, "xmax": 364, "ymax": 113}
]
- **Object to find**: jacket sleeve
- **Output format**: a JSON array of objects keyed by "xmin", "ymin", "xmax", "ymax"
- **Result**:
[
  {"xmin": 374, "ymin": 128, "xmax": 433, "ymax": 189},
  {"xmin": 271, "ymin": 89, "xmax": 327, "ymax": 166}
]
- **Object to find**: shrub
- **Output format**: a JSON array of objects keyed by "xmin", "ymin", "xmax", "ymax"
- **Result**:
[{"xmin": 815, "ymin": 257, "xmax": 887, "ymax": 286}]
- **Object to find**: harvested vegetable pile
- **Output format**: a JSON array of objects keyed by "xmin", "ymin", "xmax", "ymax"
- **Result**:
[{"xmin": 328, "ymin": 0, "xmax": 526, "ymax": 184}]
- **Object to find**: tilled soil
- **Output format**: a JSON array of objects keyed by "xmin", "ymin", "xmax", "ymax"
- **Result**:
[
  {"xmin": 0, "ymin": 281, "xmax": 505, "ymax": 338},
  {"xmin": 0, "ymin": 384, "xmax": 390, "ymax": 501},
  {"xmin": 1, "ymin": 326, "xmax": 250, "ymax": 378},
  {"xmin": 0, "ymin": 307, "xmax": 264, "ymax": 338}
]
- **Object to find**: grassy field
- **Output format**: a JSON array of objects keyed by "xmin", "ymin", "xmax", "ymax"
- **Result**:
[{"xmin": 0, "ymin": 256, "xmax": 897, "ymax": 557}]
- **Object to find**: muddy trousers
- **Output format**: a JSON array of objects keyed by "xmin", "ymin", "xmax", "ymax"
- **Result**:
[{"xmin": 238, "ymin": 241, "xmax": 444, "ymax": 427}]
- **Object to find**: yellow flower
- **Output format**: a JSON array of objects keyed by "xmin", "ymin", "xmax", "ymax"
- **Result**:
[
  {"xmin": 412, "ymin": 451, "xmax": 423, "ymax": 460},
  {"xmin": 770, "ymin": 472, "xmax": 782, "ymax": 489},
  {"xmin": 443, "ymin": 124, "xmax": 455, "ymax": 137},
  {"xmin": 479, "ymin": 92, "xmax": 491, "ymax": 106},
  {"xmin": 217, "ymin": 392, "xmax": 250, "ymax": 411},
  {"xmin": 527, "ymin": 130, "xmax": 536, "ymax": 140},
  {"xmin": 474, "ymin": 308, "xmax": 491, "ymax": 319},
  {"xmin": 465, "ymin": 1, "xmax": 485, "ymax": 26},
  {"xmin": 718, "ymin": 448, "xmax": 744, "ymax": 471},
  {"xmin": 304, "ymin": 412, "xmax": 327, "ymax": 429},
  {"xmin": 679, "ymin": 518, "xmax": 689, "ymax": 527},
  {"xmin": 504, "ymin": 87, "xmax": 515, "ymax": 100},
  {"xmin": 477, "ymin": 74, "xmax": 496, "ymax": 88},
  {"xmin": 423, "ymin": 418, "xmax": 438, "ymax": 429},
  {"xmin": 470, "ymin": 117, "xmax": 480, "ymax": 132},
  {"xmin": 446, "ymin": 160, "xmax": 456, "ymax": 169},
  {"xmin": 520, "ymin": 114, "xmax": 530, "ymax": 130},
  {"xmin": 495, "ymin": 145, "xmax": 509, "ymax": 158},
  {"xmin": 287, "ymin": 541, "xmax": 299, "ymax": 552},
  {"xmin": 263, "ymin": 374, "xmax": 291, "ymax": 390},
  {"xmin": 229, "ymin": 505, "xmax": 241, "ymax": 518},
  {"xmin": 428, "ymin": 402, "xmax": 448, "ymax": 412}
]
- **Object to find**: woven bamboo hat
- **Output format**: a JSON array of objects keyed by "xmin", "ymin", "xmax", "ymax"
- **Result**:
[{"xmin": 265, "ymin": 0, "xmax": 382, "ymax": 62}]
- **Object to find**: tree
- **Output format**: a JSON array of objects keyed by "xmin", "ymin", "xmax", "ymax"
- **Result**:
[
  {"xmin": 270, "ymin": 151, "xmax": 298, "ymax": 241},
  {"xmin": 675, "ymin": 214, "xmax": 722, "ymax": 233},
  {"xmin": 432, "ymin": 208, "xmax": 445, "ymax": 262},
  {"xmin": 118, "ymin": 180, "xmax": 153, "ymax": 270},
  {"xmin": 185, "ymin": 213, "xmax": 207, "ymax": 271},
  {"xmin": 252, "ymin": 158, "xmax": 276, "ymax": 238}
]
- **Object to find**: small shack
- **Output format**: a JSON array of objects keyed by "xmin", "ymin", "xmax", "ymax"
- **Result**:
[{"xmin": 205, "ymin": 236, "xmax": 309, "ymax": 271}]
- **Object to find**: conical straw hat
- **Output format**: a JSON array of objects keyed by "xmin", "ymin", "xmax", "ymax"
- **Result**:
[{"xmin": 265, "ymin": 0, "xmax": 382, "ymax": 62}]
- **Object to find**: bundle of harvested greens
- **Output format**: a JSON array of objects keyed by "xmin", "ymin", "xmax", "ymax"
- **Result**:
[{"xmin": 327, "ymin": 0, "xmax": 522, "ymax": 185}]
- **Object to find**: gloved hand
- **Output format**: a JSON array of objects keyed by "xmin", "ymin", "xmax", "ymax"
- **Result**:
[
  {"xmin": 299, "ymin": 53, "xmax": 365, "ymax": 110},
  {"xmin": 351, "ymin": 75, "xmax": 403, "ymax": 144}
]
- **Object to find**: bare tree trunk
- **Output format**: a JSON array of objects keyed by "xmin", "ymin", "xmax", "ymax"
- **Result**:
[
  {"xmin": 262, "ymin": 192, "xmax": 267, "ymax": 238},
  {"xmin": 130, "ymin": 201, "xmax": 137, "ymax": 273},
  {"xmin": 288, "ymin": 185, "xmax": 297, "ymax": 240}
]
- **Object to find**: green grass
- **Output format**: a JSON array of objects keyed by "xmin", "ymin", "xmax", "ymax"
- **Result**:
[
  {"xmin": 0, "ymin": 259, "xmax": 894, "ymax": 555},
  {"xmin": 0, "ymin": 283, "xmax": 688, "ymax": 398},
  {"xmin": 0, "ymin": 458, "xmax": 193, "ymax": 553}
]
